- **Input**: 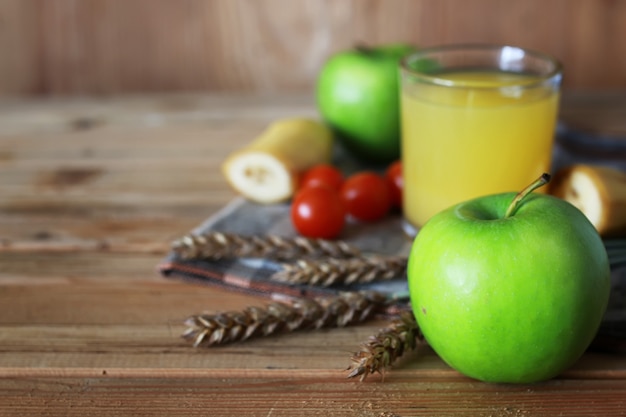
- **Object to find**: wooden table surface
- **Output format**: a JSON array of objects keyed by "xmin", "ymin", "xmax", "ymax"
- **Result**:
[{"xmin": 1, "ymin": 93, "xmax": 626, "ymax": 417}]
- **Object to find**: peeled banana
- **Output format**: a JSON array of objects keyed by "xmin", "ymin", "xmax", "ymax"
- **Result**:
[
  {"xmin": 550, "ymin": 164, "xmax": 626, "ymax": 237},
  {"xmin": 222, "ymin": 118, "xmax": 334, "ymax": 204}
]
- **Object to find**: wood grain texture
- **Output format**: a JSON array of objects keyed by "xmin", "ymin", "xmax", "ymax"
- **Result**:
[
  {"xmin": 1, "ymin": 0, "xmax": 625, "ymax": 95},
  {"xmin": 2, "ymin": 376, "xmax": 626, "ymax": 417},
  {"xmin": 1, "ymin": 94, "xmax": 626, "ymax": 416}
]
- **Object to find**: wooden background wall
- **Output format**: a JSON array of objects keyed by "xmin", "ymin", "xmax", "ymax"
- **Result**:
[{"xmin": 2, "ymin": 0, "xmax": 625, "ymax": 96}]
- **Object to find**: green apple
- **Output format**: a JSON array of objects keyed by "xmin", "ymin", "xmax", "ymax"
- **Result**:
[
  {"xmin": 407, "ymin": 174, "xmax": 611, "ymax": 383},
  {"xmin": 316, "ymin": 43, "xmax": 415, "ymax": 164}
]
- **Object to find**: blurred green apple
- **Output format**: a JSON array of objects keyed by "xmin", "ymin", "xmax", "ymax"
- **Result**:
[
  {"xmin": 316, "ymin": 44, "xmax": 415, "ymax": 164},
  {"xmin": 407, "ymin": 174, "xmax": 611, "ymax": 383}
]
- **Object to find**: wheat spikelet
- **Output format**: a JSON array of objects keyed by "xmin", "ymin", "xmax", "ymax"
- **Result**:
[
  {"xmin": 346, "ymin": 311, "xmax": 422, "ymax": 381},
  {"xmin": 271, "ymin": 256, "xmax": 407, "ymax": 287},
  {"xmin": 182, "ymin": 291, "xmax": 389, "ymax": 347},
  {"xmin": 172, "ymin": 232, "xmax": 361, "ymax": 261}
]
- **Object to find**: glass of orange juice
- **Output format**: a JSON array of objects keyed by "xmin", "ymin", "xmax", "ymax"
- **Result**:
[{"xmin": 399, "ymin": 45, "xmax": 563, "ymax": 234}]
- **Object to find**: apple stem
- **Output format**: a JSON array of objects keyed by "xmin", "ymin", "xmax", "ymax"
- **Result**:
[{"xmin": 504, "ymin": 173, "xmax": 552, "ymax": 218}]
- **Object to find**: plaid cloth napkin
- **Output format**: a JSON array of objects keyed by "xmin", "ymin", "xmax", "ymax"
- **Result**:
[{"xmin": 159, "ymin": 197, "xmax": 412, "ymax": 302}]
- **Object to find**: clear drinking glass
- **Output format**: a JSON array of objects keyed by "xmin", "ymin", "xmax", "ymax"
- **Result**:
[{"xmin": 399, "ymin": 44, "xmax": 563, "ymax": 235}]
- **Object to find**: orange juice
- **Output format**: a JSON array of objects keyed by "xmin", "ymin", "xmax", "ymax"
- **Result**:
[{"xmin": 401, "ymin": 70, "xmax": 560, "ymax": 229}]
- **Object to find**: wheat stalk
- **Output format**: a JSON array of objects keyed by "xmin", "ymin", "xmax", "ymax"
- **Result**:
[
  {"xmin": 183, "ymin": 291, "xmax": 389, "ymax": 347},
  {"xmin": 346, "ymin": 311, "xmax": 422, "ymax": 381},
  {"xmin": 172, "ymin": 232, "xmax": 361, "ymax": 261},
  {"xmin": 271, "ymin": 256, "xmax": 407, "ymax": 287}
]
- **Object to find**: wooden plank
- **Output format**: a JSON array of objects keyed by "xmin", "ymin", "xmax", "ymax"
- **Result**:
[
  {"xmin": 1, "ymin": 0, "xmax": 626, "ymax": 95},
  {"xmin": 0, "ymin": 95, "xmax": 314, "ymax": 253},
  {"xmin": 0, "ymin": 94, "xmax": 317, "ymax": 135},
  {"xmin": 1, "ymin": 376, "xmax": 626, "ymax": 417},
  {"xmin": 0, "ymin": 0, "xmax": 40, "ymax": 95}
]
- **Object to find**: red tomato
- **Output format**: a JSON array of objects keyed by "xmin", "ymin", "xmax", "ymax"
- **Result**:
[
  {"xmin": 300, "ymin": 164, "xmax": 344, "ymax": 191},
  {"xmin": 385, "ymin": 160, "xmax": 403, "ymax": 209},
  {"xmin": 341, "ymin": 171, "xmax": 391, "ymax": 222},
  {"xmin": 291, "ymin": 186, "xmax": 346, "ymax": 239}
]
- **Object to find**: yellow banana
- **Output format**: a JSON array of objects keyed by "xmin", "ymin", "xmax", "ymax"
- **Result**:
[
  {"xmin": 222, "ymin": 118, "xmax": 334, "ymax": 204},
  {"xmin": 550, "ymin": 164, "xmax": 626, "ymax": 237}
]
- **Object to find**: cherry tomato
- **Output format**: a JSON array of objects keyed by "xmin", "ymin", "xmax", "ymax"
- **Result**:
[
  {"xmin": 291, "ymin": 186, "xmax": 346, "ymax": 239},
  {"xmin": 385, "ymin": 160, "xmax": 403, "ymax": 209},
  {"xmin": 341, "ymin": 171, "xmax": 391, "ymax": 222},
  {"xmin": 300, "ymin": 164, "xmax": 344, "ymax": 191}
]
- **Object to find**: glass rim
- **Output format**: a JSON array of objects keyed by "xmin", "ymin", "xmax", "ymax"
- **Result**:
[{"xmin": 400, "ymin": 44, "xmax": 563, "ymax": 89}]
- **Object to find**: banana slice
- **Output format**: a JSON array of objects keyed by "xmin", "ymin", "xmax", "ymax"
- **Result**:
[
  {"xmin": 222, "ymin": 118, "xmax": 334, "ymax": 204},
  {"xmin": 550, "ymin": 164, "xmax": 626, "ymax": 237}
]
